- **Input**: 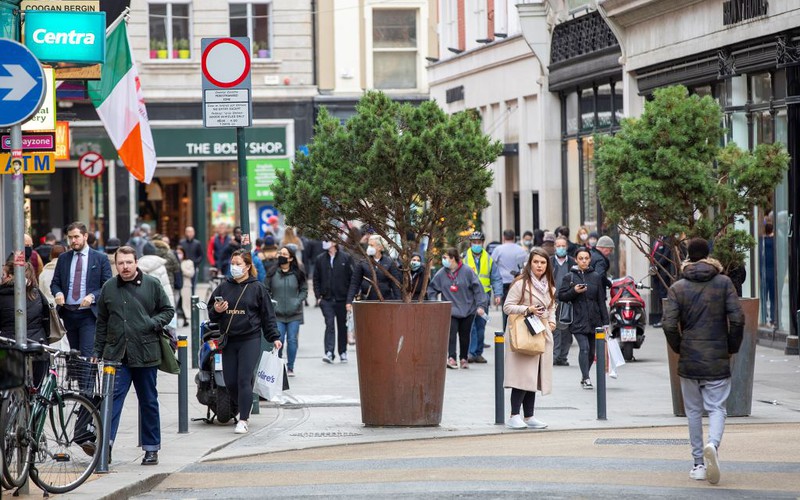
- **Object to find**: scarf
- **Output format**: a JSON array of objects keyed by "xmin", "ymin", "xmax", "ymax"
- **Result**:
[{"xmin": 531, "ymin": 273, "xmax": 549, "ymax": 296}]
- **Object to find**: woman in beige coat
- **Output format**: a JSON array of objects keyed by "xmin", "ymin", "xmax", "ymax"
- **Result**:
[{"xmin": 503, "ymin": 246, "xmax": 556, "ymax": 430}]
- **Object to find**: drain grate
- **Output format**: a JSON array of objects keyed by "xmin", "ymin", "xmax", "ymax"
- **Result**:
[
  {"xmin": 290, "ymin": 431, "xmax": 363, "ymax": 438},
  {"xmin": 595, "ymin": 438, "xmax": 690, "ymax": 446}
]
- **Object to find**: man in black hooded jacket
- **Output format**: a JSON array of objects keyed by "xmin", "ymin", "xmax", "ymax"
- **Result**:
[{"xmin": 662, "ymin": 238, "xmax": 744, "ymax": 486}]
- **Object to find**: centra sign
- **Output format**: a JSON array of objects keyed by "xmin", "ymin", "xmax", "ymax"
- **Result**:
[{"xmin": 23, "ymin": 11, "xmax": 105, "ymax": 65}]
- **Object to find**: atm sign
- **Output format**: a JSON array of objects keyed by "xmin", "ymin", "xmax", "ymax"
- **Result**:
[{"xmin": 0, "ymin": 153, "xmax": 55, "ymax": 174}]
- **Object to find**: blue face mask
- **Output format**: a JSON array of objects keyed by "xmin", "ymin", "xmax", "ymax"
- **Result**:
[
  {"xmin": 555, "ymin": 247, "xmax": 567, "ymax": 258},
  {"xmin": 471, "ymin": 244, "xmax": 483, "ymax": 254},
  {"xmin": 441, "ymin": 258, "xmax": 451, "ymax": 269},
  {"xmin": 410, "ymin": 261, "xmax": 421, "ymax": 271}
]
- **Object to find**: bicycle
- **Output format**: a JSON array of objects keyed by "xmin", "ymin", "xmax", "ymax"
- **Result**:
[{"xmin": 0, "ymin": 338, "xmax": 103, "ymax": 496}]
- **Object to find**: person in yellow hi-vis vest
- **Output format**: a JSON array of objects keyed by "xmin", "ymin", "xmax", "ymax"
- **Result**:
[{"xmin": 464, "ymin": 231, "xmax": 504, "ymax": 363}]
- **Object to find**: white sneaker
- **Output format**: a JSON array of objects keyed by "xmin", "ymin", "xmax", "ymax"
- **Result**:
[
  {"xmin": 689, "ymin": 464, "xmax": 706, "ymax": 480},
  {"xmin": 234, "ymin": 420, "xmax": 248, "ymax": 434},
  {"xmin": 609, "ymin": 369, "xmax": 618, "ymax": 379},
  {"xmin": 703, "ymin": 443, "xmax": 720, "ymax": 485},
  {"xmin": 524, "ymin": 416, "xmax": 548, "ymax": 429},
  {"xmin": 505, "ymin": 414, "xmax": 526, "ymax": 430}
]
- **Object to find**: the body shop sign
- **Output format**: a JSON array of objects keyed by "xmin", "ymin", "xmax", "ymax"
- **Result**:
[
  {"xmin": 23, "ymin": 11, "xmax": 106, "ymax": 64},
  {"xmin": 246, "ymin": 158, "xmax": 291, "ymax": 201},
  {"xmin": 153, "ymin": 127, "xmax": 286, "ymax": 160}
]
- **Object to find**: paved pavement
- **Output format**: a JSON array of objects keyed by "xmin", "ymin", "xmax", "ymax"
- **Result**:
[{"xmin": 13, "ymin": 289, "xmax": 800, "ymax": 499}]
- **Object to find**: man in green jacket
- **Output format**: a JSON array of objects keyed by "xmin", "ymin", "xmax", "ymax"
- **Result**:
[{"xmin": 94, "ymin": 246, "xmax": 174, "ymax": 466}]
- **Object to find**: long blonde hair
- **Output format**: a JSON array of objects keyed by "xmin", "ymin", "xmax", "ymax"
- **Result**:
[{"xmin": 282, "ymin": 227, "xmax": 301, "ymax": 247}]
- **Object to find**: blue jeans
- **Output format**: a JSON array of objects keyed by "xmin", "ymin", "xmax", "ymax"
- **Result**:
[
  {"xmin": 469, "ymin": 314, "xmax": 488, "ymax": 357},
  {"xmin": 277, "ymin": 320, "xmax": 300, "ymax": 370},
  {"xmin": 110, "ymin": 365, "xmax": 160, "ymax": 452}
]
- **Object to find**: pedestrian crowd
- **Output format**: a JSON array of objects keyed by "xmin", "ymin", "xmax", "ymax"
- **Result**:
[{"xmin": 1, "ymin": 219, "xmax": 743, "ymax": 486}]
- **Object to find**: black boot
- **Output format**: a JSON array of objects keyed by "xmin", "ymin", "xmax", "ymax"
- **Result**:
[{"xmin": 141, "ymin": 450, "xmax": 159, "ymax": 465}]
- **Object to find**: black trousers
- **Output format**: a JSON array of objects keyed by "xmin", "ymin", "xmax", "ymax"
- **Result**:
[
  {"xmin": 221, "ymin": 336, "xmax": 261, "ymax": 421},
  {"xmin": 510, "ymin": 388, "xmax": 536, "ymax": 418},
  {"xmin": 321, "ymin": 299, "xmax": 348, "ymax": 355},
  {"xmin": 449, "ymin": 315, "xmax": 475, "ymax": 361},
  {"xmin": 501, "ymin": 283, "xmax": 512, "ymax": 331}
]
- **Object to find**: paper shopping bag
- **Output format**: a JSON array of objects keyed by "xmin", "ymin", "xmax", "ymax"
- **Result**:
[
  {"xmin": 607, "ymin": 337, "xmax": 626, "ymax": 370},
  {"xmin": 254, "ymin": 350, "xmax": 285, "ymax": 400}
]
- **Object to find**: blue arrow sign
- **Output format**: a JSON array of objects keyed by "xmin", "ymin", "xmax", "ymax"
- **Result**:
[{"xmin": 0, "ymin": 40, "xmax": 46, "ymax": 129}]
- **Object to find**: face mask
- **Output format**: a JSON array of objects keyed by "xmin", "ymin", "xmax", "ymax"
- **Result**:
[
  {"xmin": 322, "ymin": 241, "xmax": 332, "ymax": 250},
  {"xmin": 410, "ymin": 261, "xmax": 421, "ymax": 271},
  {"xmin": 588, "ymin": 239, "xmax": 597, "ymax": 247},
  {"xmin": 366, "ymin": 246, "xmax": 377, "ymax": 257},
  {"xmin": 441, "ymin": 258, "xmax": 451, "ymax": 269},
  {"xmin": 25, "ymin": 247, "xmax": 32, "ymax": 260},
  {"xmin": 132, "ymin": 237, "xmax": 141, "ymax": 245},
  {"xmin": 278, "ymin": 256, "xmax": 289, "ymax": 266},
  {"xmin": 523, "ymin": 240, "xmax": 532, "ymax": 247},
  {"xmin": 471, "ymin": 244, "xmax": 483, "ymax": 254},
  {"xmin": 580, "ymin": 234, "xmax": 588, "ymax": 241},
  {"xmin": 230, "ymin": 265, "xmax": 246, "ymax": 279},
  {"xmin": 555, "ymin": 247, "xmax": 567, "ymax": 258}
]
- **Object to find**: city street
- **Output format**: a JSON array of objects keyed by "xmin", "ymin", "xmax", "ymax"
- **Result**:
[{"xmin": 15, "ymin": 284, "xmax": 797, "ymax": 499}]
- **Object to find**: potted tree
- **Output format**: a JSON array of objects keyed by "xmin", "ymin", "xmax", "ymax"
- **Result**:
[
  {"xmin": 594, "ymin": 85, "xmax": 789, "ymax": 416},
  {"xmin": 274, "ymin": 91, "xmax": 502, "ymax": 426}
]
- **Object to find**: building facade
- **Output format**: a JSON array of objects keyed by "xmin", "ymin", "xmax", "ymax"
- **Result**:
[
  {"xmin": 314, "ymin": 0, "xmax": 437, "ymax": 120},
  {"xmin": 428, "ymin": 1, "xmax": 562, "ymax": 242},
  {"xmin": 2, "ymin": 0, "xmax": 315, "ymax": 262},
  {"xmin": 519, "ymin": 0, "xmax": 799, "ymax": 342}
]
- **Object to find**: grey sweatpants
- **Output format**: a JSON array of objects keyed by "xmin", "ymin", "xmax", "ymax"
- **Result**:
[{"xmin": 680, "ymin": 377, "xmax": 731, "ymax": 463}]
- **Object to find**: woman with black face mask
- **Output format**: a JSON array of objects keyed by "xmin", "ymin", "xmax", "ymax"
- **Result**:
[{"xmin": 264, "ymin": 246, "xmax": 307, "ymax": 377}]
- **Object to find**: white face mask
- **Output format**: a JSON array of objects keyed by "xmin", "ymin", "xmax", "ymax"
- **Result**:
[
  {"xmin": 322, "ymin": 241, "xmax": 332, "ymax": 250},
  {"xmin": 230, "ymin": 265, "xmax": 246, "ymax": 279},
  {"xmin": 366, "ymin": 246, "xmax": 377, "ymax": 257}
]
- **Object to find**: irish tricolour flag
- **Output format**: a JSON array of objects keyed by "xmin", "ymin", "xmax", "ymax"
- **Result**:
[{"xmin": 88, "ymin": 20, "xmax": 156, "ymax": 184}]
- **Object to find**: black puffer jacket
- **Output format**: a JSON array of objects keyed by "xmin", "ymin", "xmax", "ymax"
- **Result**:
[
  {"xmin": 0, "ymin": 284, "xmax": 49, "ymax": 343},
  {"xmin": 557, "ymin": 265, "xmax": 609, "ymax": 335},
  {"xmin": 347, "ymin": 254, "xmax": 401, "ymax": 302},
  {"xmin": 662, "ymin": 258, "xmax": 744, "ymax": 380}
]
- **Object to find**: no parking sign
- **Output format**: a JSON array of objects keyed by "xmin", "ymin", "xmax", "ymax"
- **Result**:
[{"xmin": 258, "ymin": 205, "xmax": 279, "ymax": 238}]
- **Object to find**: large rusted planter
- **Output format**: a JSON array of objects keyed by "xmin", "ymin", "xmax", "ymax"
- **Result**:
[
  {"xmin": 352, "ymin": 301, "xmax": 451, "ymax": 426},
  {"xmin": 667, "ymin": 297, "xmax": 759, "ymax": 417}
]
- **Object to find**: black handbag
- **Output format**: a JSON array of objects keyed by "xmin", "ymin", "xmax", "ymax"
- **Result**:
[{"xmin": 557, "ymin": 301, "xmax": 573, "ymax": 325}]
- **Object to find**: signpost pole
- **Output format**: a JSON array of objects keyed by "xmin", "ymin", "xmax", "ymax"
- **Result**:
[{"xmin": 11, "ymin": 125, "xmax": 26, "ymax": 348}]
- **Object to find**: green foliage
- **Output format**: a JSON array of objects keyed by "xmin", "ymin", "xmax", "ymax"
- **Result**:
[
  {"xmin": 273, "ymin": 91, "xmax": 502, "ymax": 302},
  {"xmin": 595, "ymin": 85, "xmax": 790, "ymax": 285}
]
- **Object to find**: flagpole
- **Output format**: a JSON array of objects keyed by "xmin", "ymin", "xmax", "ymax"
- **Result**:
[{"xmin": 106, "ymin": 7, "xmax": 130, "ymax": 35}]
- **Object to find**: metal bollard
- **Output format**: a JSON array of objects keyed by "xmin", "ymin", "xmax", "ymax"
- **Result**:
[
  {"xmin": 191, "ymin": 295, "xmax": 199, "ymax": 368},
  {"xmin": 494, "ymin": 331, "xmax": 505, "ymax": 425},
  {"xmin": 96, "ymin": 361, "xmax": 119, "ymax": 474},
  {"xmin": 595, "ymin": 327, "xmax": 607, "ymax": 421},
  {"xmin": 178, "ymin": 335, "xmax": 189, "ymax": 433}
]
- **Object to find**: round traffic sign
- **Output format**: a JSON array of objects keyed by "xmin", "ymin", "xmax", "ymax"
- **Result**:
[
  {"xmin": 201, "ymin": 38, "xmax": 250, "ymax": 88},
  {"xmin": 79, "ymin": 151, "xmax": 105, "ymax": 178},
  {"xmin": 0, "ymin": 39, "xmax": 46, "ymax": 128}
]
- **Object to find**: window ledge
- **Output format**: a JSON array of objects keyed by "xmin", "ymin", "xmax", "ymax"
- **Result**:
[
  {"xmin": 252, "ymin": 59, "xmax": 282, "ymax": 70},
  {"xmin": 143, "ymin": 60, "xmax": 201, "ymax": 68}
]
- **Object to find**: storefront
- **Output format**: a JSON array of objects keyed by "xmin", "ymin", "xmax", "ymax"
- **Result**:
[{"xmin": 599, "ymin": 0, "xmax": 800, "ymax": 343}]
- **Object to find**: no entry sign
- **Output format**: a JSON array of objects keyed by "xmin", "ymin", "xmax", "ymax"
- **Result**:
[
  {"xmin": 79, "ymin": 151, "xmax": 104, "ymax": 178},
  {"xmin": 201, "ymin": 37, "xmax": 252, "ymax": 128}
]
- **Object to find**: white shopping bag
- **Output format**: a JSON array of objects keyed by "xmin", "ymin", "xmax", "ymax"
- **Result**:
[
  {"xmin": 254, "ymin": 350, "xmax": 285, "ymax": 400},
  {"xmin": 607, "ymin": 337, "xmax": 626, "ymax": 371}
]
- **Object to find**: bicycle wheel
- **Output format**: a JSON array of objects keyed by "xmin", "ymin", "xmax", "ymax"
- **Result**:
[
  {"xmin": 1, "ymin": 387, "xmax": 30, "ymax": 488},
  {"xmin": 29, "ymin": 393, "xmax": 102, "ymax": 494}
]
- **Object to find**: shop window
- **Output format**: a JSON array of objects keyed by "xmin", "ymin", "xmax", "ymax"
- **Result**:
[
  {"xmin": 750, "ymin": 73, "xmax": 772, "ymax": 104},
  {"xmin": 579, "ymin": 89, "xmax": 595, "ymax": 132},
  {"xmin": 614, "ymin": 84, "xmax": 623, "ymax": 124},
  {"xmin": 229, "ymin": 1, "xmax": 272, "ymax": 60},
  {"xmin": 373, "ymin": 9, "xmax": 418, "ymax": 90},
  {"xmin": 565, "ymin": 91, "xmax": 579, "ymax": 135},
  {"xmin": 148, "ymin": 2, "xmax": 191, "ymax": 60},
  {"xmin": 441, "ymin": 0, "xmax": 458, "ymax": 53},
  {"xmin": 581, "ymin": 137, "xmax": 598, "ymax": 230},
  {"xmin": 596, "ymin": 84, "xmax": 612, "ymax": 129}
]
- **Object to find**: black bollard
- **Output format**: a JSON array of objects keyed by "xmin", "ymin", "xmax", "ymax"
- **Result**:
[
  {"xmin": 178, "ymin": 335, "xmax": 189, "ymax": 433},
  {"xmin": 96, "ymin": 361, "xmax": 119, "ymax": 474},
  {"xmin": 495, "ymin": 331, "xmax": 504, "ymax": 425},
  {"xmin": 595, "ymin": 327, "xmax": 607, "ymax": 420},
  {"xmin": 191, "ymin": 295, "xmax": 199, "ymax": 368}
]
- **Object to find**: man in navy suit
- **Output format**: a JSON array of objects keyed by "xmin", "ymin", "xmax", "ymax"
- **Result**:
[{"xmin": 51, "ymin": 222, "xmax": 113, "ymax": 365}]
